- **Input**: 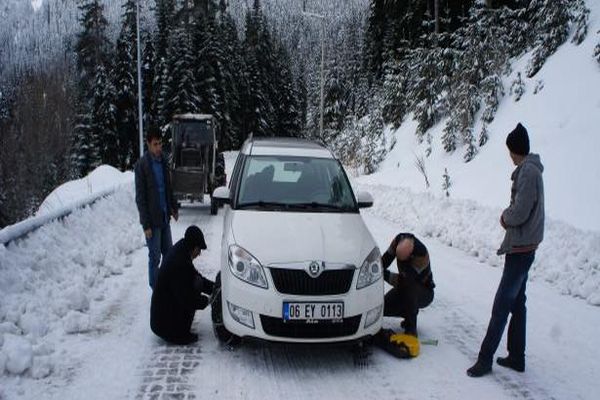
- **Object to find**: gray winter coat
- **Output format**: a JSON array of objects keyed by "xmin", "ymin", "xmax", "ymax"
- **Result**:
[
  {"xmin": 135, "ymin": 152, "xmax": 177, "ymax": 230},
  {"xmin": 498, "ymin": 153, "xmax": 545, "ymax": 255}
]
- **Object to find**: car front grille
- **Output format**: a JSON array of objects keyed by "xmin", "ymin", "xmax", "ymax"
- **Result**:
[
  {"xmin": 269, "ymin": 268, "xmax": 354, "ymax": 295},
  {"xmin": 260, "ymin": 315, "xmax": 361, "ymax": 339}
]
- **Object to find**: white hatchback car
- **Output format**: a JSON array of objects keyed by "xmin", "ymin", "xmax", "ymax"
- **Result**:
[{"xmin": 211, "ymin": 137, "xmax": 383, "ymax": 344}]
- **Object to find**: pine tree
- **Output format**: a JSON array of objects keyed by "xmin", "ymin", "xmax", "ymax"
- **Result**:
[
  {"xmin": 155, "ymin": 0, "xmax": 176, "ymax": 65},
  {"xmin": 510, "ymin": 72, "xmax": 526, "ymax": 101},
  {"xmin": 166, "ymin": 24, "xmax": 200, "ymax": 117},
  {"xmin": 72, "ymin": 0, "xmax": 111, "ymax": 176},
  {"xmin": 479, "ymin": 123, "xmax": 489, "ymax": 147},
  {"xmin": 526, "ymin": 0, "xmax": 570, "ymax": 78},
  {"xmin": 273, "ymin": 42, "xmax": 301, "ymax": 137},
  {"xmin": 142, "ymin": 32, "xmax": 156, "ymax": 129},
  {"xmin": 241, "ymin": 0, "xmax": 279, "ymax": 137},
  {"xmin": 570, "ymin": 0, "xmax": 589, "ymax": 45},
  {"xmin": 218, "ymin": 4, "xmax": 246, "ymax": 148},
  {"xmin": 481, "ymin": 73, "xmax": 504, "ymax": 124},
  {"xmin": 114, "ymin": 0, "xmax": 139, "ymax": 169},
  {"xmin": 442, "ymin": 167, "xmax": 451, "ymax": 197},
  {"xmin": 92, "ymin": 63, "xmax": 119, "ymax": 168}
]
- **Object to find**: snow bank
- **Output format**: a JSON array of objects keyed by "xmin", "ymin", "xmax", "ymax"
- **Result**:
[
  {"xmin": 36, "ymin": 165, "xmax": 133, "ymax": 217},
  {"xmin": 0, "ymin": 179, "xmax": 143, "ymax": 378},
  {"xmin": 357, "ymin": 182, "xmax": 600, "ymax": 306}
]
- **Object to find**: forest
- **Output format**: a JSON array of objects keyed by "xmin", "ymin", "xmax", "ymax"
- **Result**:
[{"xmin": 0, "ymin": 0, "xmax": 594, "ymax": 227}]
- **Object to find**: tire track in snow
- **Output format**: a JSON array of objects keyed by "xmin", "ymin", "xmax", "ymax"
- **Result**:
[
  {"xmin": 433, "ymin": 299, "xmax": 558, "ymax": 400},
  {"xmin": 136, "ymin": 343, "xmax": 203, "ymax": 400}
]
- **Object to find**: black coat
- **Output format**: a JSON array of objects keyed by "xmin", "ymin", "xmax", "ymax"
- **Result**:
[
  {"xmin": 150, "ymin": 239, "xmax": 206, "ymax": 341},
  {"xmin": 135, "ymin": 151, "xmax": 177, "ymax": 230}
]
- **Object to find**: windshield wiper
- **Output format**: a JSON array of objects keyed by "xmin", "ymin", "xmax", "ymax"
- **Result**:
[
  {"xmin": 289, "ymin": 202, "xmax": 352, "ymax": 211},
  {"xmin": 237, "ymin": 201, "xmax": 291, "ymax": 210}
]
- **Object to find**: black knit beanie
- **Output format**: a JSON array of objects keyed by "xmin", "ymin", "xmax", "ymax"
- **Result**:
[
  {"xmin": 506, "ymin": 123, "xmax": 530, "ymax": 156},
  {"xmin": 184, "ymin": 225, "xmax": 207, "ymax": 250}
]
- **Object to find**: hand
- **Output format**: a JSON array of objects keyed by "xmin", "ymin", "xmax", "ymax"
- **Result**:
[
  {"xmin": 172, "ymin": 210, "xmax": 179, "ymax": 222},
  {"xmin": 144, "ymin": 229, "xmax": 152, "ymax": 239},
  {"xmin": 383, "ymin": 269, "xmax": 391, "ymax": 282}
]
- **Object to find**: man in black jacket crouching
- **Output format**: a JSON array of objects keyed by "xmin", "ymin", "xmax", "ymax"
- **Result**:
[{"xmin": 150, "ymin": 225, "xmax": 214, "ymax": 345}]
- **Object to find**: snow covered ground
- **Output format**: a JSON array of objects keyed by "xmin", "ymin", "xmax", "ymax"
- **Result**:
[{"xmin": 1, "ymin": 160, "xmax": 599, "ymax": 399}]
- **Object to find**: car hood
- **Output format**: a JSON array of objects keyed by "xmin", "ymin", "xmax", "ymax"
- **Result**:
[{"xmin": 230, "ymin": 211, "xmax": 376, "ymax": 267}]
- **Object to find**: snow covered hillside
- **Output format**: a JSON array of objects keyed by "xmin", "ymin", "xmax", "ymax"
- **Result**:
[{"xmin": 359, "ymin": 2, "xmax": 600, "ymax": 233}]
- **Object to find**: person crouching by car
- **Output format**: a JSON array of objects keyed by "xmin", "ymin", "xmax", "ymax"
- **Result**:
[
  {"xmin": 150, "ymin": 225, "xmax": 214, "ymax": 345},
  {"xmin": 381, "ymin": 233, "xmax": 435, "ymax": 336}
]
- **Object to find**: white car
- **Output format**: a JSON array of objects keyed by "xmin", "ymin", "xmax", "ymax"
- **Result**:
[{"xmin": 211, "ymin": 137, "xmax": 383, "ymax": 344}]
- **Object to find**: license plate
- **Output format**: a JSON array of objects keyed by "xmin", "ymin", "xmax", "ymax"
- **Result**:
[{"xmin": 283, "ymin": 302, "xmax": 344, "ymax": 321}]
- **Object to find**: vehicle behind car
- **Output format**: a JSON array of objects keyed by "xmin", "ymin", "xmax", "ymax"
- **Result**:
[{"xmin": 169, "ymin": 114, "xmax": 226, "ymax": 214}]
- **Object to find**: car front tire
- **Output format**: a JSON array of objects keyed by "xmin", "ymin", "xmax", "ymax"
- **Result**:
[{"xmin": 211, "ymin": 273, "xmax": 241, "ymax": 346}]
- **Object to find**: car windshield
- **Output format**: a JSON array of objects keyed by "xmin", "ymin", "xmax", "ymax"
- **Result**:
[{"xmin": 236, "ymin": 155, "xmax": 357, "ymax": 212}]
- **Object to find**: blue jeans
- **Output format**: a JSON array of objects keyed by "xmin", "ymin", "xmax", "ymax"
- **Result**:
[
  {"xmin": 146, "ymin": 225, "xmax": 173, "ymax": 289},
  {"xmin": 478, "ymin": 251, "xmax": 535, "ymax": 366}
]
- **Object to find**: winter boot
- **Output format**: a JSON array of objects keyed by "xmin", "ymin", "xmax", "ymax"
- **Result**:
[
  {"xmin": 466, "ymin": 360, "xmax": 492, "ymax": 377},
  {"xmin": 496, "ymin": 355, "xmax": 525, "ymax": 372}
]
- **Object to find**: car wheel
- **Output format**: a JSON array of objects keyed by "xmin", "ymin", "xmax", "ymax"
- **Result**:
[{"xmin": 211, "ymin": 273, "xmax": 241, "ymax": 346}]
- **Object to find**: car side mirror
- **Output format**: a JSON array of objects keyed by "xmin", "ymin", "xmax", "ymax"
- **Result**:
[
  {"xmin": 213, "ymin": 186, "xmax": 231, "ymax": 204},
  {"xmin": 356, "ymin": 191, "xmax": 373, "ymax": 209}
]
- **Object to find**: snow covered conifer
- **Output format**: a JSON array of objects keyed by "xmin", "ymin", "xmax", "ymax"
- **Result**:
[
  {"xmin": 510, "ymin": 72, "xmax": 526, "ymax": 102},
  {"xmin": 570, "ymin": 0, "xmax": 590, "ymax": 45},
  {"xmin": 479, "ymin": 124, "xmax": 489, "ymax": 147},
  {"xmin": 442, "ymin": 167, "xmax": 451, "ymax": 197},
  {"xmin": 92, "ymin": 63, "xmax": 119, "ymax": 169},
  {"xmin": 72, "ymin": 0, "xmax": 111, "ymax": 177},
  {"xmin": 526, "ymin": 0, "xmax": 570, "ymax": 78},
  {"xmin": 166, "ymin": 24, "xmax": 200, "ymax": 117},
  {"xmin": 114, "ymin": 0, "xmax": 139, "ymax": 169}
]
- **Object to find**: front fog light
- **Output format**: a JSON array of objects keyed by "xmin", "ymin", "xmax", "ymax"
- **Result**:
[
  {"xmin": 227, "ymin": 301, "xmax": 255, "ymax": 329},
  {"xmin": 364, "ymin": 305, "xmax": 383, "ymax": 328}
]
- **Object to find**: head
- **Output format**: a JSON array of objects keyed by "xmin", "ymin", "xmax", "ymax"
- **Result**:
[
  {"xmin": 395, "ymin": 238, "xmax": 415, "ymax": 261},
  {"xmin": 506, "ymin": 123, "xmax": 529, "ymax": 165},
  {"xmin": 146, "ymin": 125, "xmax": 163, "ymax": 158},
  {"xmin": 184, "ymin": 225, "xmax": 207, "ymax": 259}
]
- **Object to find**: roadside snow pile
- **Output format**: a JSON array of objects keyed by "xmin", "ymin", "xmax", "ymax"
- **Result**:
[
  {"xmin": 0, "ymin": 182, "xmax": 142, "ymax": 378},
  {"xmin": 36, "ymin": 165, "xmax": 134, "ymax": 217},
  {"xmin": 357, "ymin": 183, "xmax": 600, "ymax": 306}
]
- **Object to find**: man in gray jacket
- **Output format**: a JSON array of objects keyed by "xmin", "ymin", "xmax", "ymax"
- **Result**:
[
  {"xmin": 468, "ymin": 122, "xmax": 544, "ymax": 377},
  {"xmin": 135, "ymin": 126, "xmax": 179, "ymax": 289}
]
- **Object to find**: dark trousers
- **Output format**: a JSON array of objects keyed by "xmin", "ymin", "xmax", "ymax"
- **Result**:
[
  {"xmin": 384, "ymin": 278, "xmax": 433, "ymax": 334},
  {"xmin": 478, "ymin": 251, "xmax": 535, "ymax": 366},
  {"xmin": 146, "ymin": 224, "xmax": 173, "ymax": 289}
]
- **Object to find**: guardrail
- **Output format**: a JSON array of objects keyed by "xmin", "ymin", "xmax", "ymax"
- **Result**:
[{"xmin": 0, "ymin": 188, "xmax": 117, "ymax": 246}]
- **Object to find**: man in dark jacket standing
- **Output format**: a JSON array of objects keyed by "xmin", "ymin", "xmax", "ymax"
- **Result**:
[
  {"xmin": 151, "ymin": 225, "xmax": 214, "ymax": 345},
  {"xmin": 468, "ymin": 123, "xmax": 544, "ymax": 377},
  {"xmin": 135, "ymin": 126, "xmax": 178, "ymax": 289},
  {"xmin": 381, "ymin": 233, "xmax": 435, "ymax": 336}
]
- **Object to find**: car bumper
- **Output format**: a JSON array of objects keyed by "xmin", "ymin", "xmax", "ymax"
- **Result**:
[{"xmin": 221, "ymin": 267, "xmax": 383, "ymax": 343}]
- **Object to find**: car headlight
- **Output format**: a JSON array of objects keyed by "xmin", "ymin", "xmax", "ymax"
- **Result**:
[
  {"xmin": 228, "ymin": 245, "xmax": 268, "ymax": 289},
  {"xmin": 356, "ymin": 247, "xmax": 382, "ymax": 289}
]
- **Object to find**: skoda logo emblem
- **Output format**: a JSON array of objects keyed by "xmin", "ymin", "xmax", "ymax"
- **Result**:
[{"xmin": 308, "ymin": 261, "xmax": 322, "ymax": 278}]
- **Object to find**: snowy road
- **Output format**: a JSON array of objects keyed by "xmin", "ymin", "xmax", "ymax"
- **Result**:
[{"xmin": 3, "ymin": 201, "xmax": 599, "ymax": 400}]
